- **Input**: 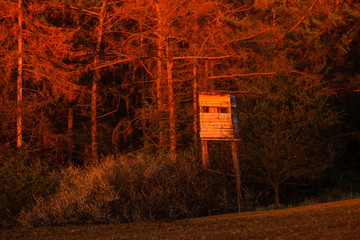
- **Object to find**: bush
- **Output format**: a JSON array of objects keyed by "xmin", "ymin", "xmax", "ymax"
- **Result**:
[
  {"xmin": 18, "ymin": 151, "xmax": 235, "ymax": 227},
  {"xmin": 0, "ymin": 157, "xmax": 58, "ymax": 228}
]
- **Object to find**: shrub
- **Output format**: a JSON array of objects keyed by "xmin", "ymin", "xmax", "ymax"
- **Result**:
[
  {"xmin": 0, "ymin": 157, "xmax": 58, "ymax": 228},
  {"xmin": 18, "ymin": 151, "xmax": 234, "ymax": 227}
]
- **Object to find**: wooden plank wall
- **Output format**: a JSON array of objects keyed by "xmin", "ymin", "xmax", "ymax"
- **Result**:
[
  {"xmin": 199, "ymin": 94, "xmax": 231, "ymax": 107},
  {"xmin": 199, "ymin": 94, "xmax": 236, "ymax": 139}
]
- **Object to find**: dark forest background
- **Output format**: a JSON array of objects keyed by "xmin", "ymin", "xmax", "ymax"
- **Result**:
[{"xmin": 1, "ymin": 0, "xmax": 360, "ymax": 227}]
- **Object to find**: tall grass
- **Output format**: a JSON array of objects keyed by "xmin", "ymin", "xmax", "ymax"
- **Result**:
[{"xmin": 18, "ymin": 152, "xmax": 235, "ymax": 227}]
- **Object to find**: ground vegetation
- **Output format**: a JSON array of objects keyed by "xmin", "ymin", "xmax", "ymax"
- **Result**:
[{"xmin": 0, "ymin": 0, "xmax": 359, "ymax": 226}]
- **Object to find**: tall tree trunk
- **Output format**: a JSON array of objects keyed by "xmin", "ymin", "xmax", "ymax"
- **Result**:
[
  {"xmin": 91, "ymin": 0, "xmax": 106, "ymax": 163},
  {"xmin": 141, "ymin": 63, "xmax": 149, "ymax": 148},
  {"xmin": 16, "ymin": 0, "xmax": 23, "ymax": 149},
  {"xmin": 273, "ymin": 133, "xmax": 280, "ymax": 205},
  {"xmin": 68, "ymin": 106, "xmax": 74, "ymax": 161},
  {"xmin": 91, "ymin": 74, "xmax": 98, "ymax": 162},
  {"xmin": 231, "ymin": 141, "xmax": 242, "ymax": 212},
  {"xmin": 274, "ymin": 177, "xmax": 280, "ymax": 206},
  {"xmin": 204, "ymin": 60, "xmax": 210, "ymax": 91},
  {"xmin": 68, "ymin": 107, "xmax": 73, "ymax": 135},
  {"xmin": 140, "ymin": 35, "xmax": 149, "ymax": 148},
  {"xmin": 193, "ymin": 61, "xmax": 198, "ymax": 143},
  {"xmin": 166, "ymin": 46, "xmax": 176, "ymax": 154},
  {"xmin": 156, "ymin": 4, "xmax": 165, "ymax": 147}
]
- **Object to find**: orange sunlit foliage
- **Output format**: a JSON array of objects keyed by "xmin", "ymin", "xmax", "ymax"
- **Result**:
[{"xmin": 0, "ymin": 0, "xmax": 359, "ymax": 205}]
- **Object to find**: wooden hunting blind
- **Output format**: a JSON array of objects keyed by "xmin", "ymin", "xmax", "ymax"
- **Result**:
[
  {"xmin": 198, "ymin": 93, "xmax": 242, "ymax": 212},
  {"xmin": 199, "ymin": 93, "xmax": 239, "ymax": 140}
]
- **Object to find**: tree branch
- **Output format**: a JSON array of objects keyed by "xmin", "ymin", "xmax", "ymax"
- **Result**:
[
  {"xmin": 171, "ymin": 55, "xmax": 234, "ymax": 60},
  {"xmin": 209, "ymin": 71, "xmax": 277, "ymax": 79},
  {"xmin": 282, "ymin": 0, "xmax": 318, "ymax": 39},
  {"xmin": 90, "ymin": 57, "xmax": 143, "ymax": 70}
]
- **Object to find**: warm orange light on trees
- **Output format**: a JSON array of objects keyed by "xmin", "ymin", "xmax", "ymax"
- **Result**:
[
  {"xmin": 0, "ymin": 0, "xmax": 359, "ymax": 210},
  {"xmin": 17, "ymin": 0, "xmax": 23, "ymax": 149}
]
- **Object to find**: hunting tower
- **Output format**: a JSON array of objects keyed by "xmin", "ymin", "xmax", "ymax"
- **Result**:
[
  {"xmin": 199, "ymin": 93, "xmax": 239, "ymax": 140},
  {"xmin": 198, "ymin": 92, "xmax": 242, "ymax": 212}
]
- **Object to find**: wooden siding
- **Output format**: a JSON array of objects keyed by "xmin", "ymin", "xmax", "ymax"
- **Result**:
[
  {"xmin": 199, "ymin": 94, "xmax": 231, "ymax": 108},
  {"xmin": 199, "ymin": 93, "xmax": 238, "ymax": 139},
  {"xmin": 200, "ymin": 123, "xmax": 235, "ymax": 139}
]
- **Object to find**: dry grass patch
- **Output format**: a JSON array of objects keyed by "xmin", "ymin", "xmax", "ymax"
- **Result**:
[{"xmin": 18, "ymin": 152, "xmax": 228, "ymax": 227}]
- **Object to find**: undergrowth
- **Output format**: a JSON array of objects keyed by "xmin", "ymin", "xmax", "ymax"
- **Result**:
[
  {"xmin": 0, "ymin": 157, "xmax": 58, "ymax": 228},
  {"xmin": 17, "ymin": 152, "xmax": 235, "ymax": 227}
]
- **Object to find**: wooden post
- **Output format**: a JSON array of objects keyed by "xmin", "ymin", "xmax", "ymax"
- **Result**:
[
  {"xmin": 231, "ymin": 140, "xmax": 241, "ymax": 212},
  {"xmin": 201, "ymin": 140, "xmax": 209, "ymax": 169}
]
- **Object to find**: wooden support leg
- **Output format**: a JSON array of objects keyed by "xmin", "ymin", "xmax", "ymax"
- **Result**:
[
  {"xmin": 231, "ymin": 140, "xmax": 242, "ymax": 212},
  {"xmin": 201, "ymin": 140, "xmax": 209, "ymax": 169},
  {"xmin": 221, "ymin": 141, "xmax": 226, "ymax": 169}
]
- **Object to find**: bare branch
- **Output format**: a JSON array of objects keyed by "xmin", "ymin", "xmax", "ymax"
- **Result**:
[
  {"xmin": 209, "ymin": 71, "xmax": 277, "ymax": 79},
  {"xmin": 171, "ymin": 55, "xmax": 234, "ymax": 60},
  {"xmin": 282, "ymin": 0, "xmax": 318, "ymax": 39},
  {"xmin": 98, "ymin": 98, "xmax": 120, "ymax": 119},
  {"xmin": 46, "ymin": 3, "xmax": 101, "ymax": 16},
  {"xmin": 204, "ymin": 168, "xmax": 235, "ymax": 178},
  {"xmin": 230, "ymin": 29, "xmax": 274, "ymax": 42},
  {"xmin": 90, "ymin": 57, "xmax": 143, "ymax": 70}
]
